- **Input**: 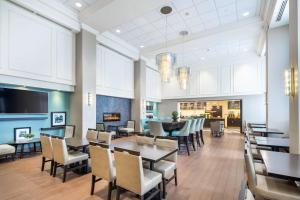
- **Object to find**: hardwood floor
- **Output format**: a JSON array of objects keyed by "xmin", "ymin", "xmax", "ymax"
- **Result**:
[{"xmin": 0, "ymin": 131, "xmax": 245, "ymax": 200}]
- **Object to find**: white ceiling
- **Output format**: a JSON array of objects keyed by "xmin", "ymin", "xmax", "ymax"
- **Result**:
[{"xmin": 54, "ymin": 0, "xmax": 97, "ymax": 12}]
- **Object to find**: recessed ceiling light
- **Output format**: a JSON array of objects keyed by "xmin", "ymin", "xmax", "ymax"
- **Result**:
[
  {"xmin": 75, "ymin": 2, "xmax": 82, "ymax": 8},
  {"xmin": 243, "ymin": 11, "xmax": 250, "ymax": 17},
  {"xmin": 115, "ymin": 29, "xmax": 121, "ymax": 33},
  {"xmin": 140, "ymin": 45, "xmax": 144, "ymax": 48}
]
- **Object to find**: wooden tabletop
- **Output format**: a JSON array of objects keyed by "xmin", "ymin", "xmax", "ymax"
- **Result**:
[
  {"xmin": 65, "ymin": 137, "xmax": 103, "ymax": 149},
  {"xmin": 8, "ymin": 138, "xmax": 41, "ymax": 145},
  {"xmin": 162, "ymin": 120, "xmax": 186, "ymax": 132},
  {"xmin": 252, "ymin": 128, "xmax": 283, "ymax": 134},
  {"xmin": 260, "ymin": 150, "xmax": 300, "ymax": 181},
  {"xmin": 110, "ymin": 141, "xmax": 178, "ymax": 163},
  {"xmin": 255, "ymin": 136, "xmax": 289, "ymax": 150}
]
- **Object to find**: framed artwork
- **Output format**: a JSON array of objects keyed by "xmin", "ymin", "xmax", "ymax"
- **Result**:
[
  {"xmin": 228, "ymin": 101, "xmax": 240, "ymax": 109},
  {"xmin": 51, "ymin": 112, "xmax": 66, "ymax": 127},
  {"xmin": 14, "ymin": 127, "xmax": 31, "ymax": 141}
]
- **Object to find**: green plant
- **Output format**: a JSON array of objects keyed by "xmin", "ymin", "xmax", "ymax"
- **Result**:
[{"xmin": 171, "ymin": 111, "xmax": 178, "ymax": 120}]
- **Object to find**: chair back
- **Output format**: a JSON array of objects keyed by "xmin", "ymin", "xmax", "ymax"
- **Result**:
[
  {"xmin": 244, "ymin": 153, "xmax": 257, "ymax": 193},
  {"xmin": 136, "ymin": 134, "xmax": 155, "ymax": 145},
  {"xmin": 189, "ymin": 119, "xmax": 197, "ymax": 134},
  {"xmin": 200, "ymin": 118, "xmax": 205, "ymax": 130},
  {"xmin": 176, "ymin": 120, "xmax": 192, "ymax": 136},
  {"xmin": 89, "ymin": 143, "xmax": 115, "ymax": 181},
  {"xmin": 155, "ymin": 136, "xmax": 178, "ymax": 162},
  {"xmin": 86, "ymin": 129, "xmax": 98, "ymax": 140},
  {"xmin": 96, "ymin": 123, "xmax": 105, "ymax": 131},
  {"xmin": 195, "ymin": 118, "xmax": 201, "ymax": 132},
  {"xmin": 98, "ymin": 131, "xmax": 112, "ymax": 145},
  {"xmin": 114, "ymin": 148, "xmax": 143, "ymax": 195},
  {"xmin": 239, "ymin": 181, "xmax": 255, "ymax": 200},
  {"xmin": 127, "ymin": 120, "xmax": 135, "ymax": 129},
  {"xmin": 51, "ymin": 137, "xmax": 68, "ymax": 165},
  {"xmin": 148, "ymin": 121, "xmax": 166, "ymax": 137},
  {"xmin": 40, "ymin": 134, "xmax": 53, "ymax": 159},
  {"xmin": 210, "ymin": 121, "xmax": 221, "ymax": 132},
  {"xmin": 64, "ymin": 125, "xmax": 75, "ymax": 138}
]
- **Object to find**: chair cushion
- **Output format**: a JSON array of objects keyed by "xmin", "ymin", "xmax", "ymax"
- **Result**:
[
  {"xmin": 142, "ymin": 169, "xmax": 162, "ymax": 195},
  {"xmin": 0, "ymin": 144, "xmax": 15, "ymax": 155},
  {"xmin": 66, "ymin": 151, "xmax": 89, "ymax": 165},
  {"xmin": 153, "ymin": 160, "xmax": 176, "ymax": 179},
  {"xmin": 254, "ymin": 162, "xmax": 266, "ymax": 175},
  {"xmin": 255, "ymin": 174, "xmax": 300, "ymax": 200},
  {"xmin": 119, "ymin": 128, "xmax": 134, "ymax": 133}
]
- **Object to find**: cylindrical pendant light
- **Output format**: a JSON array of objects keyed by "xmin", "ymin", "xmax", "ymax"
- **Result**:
[{"xmin": 177, "ymin": 66, "xmax": 191, "ymax": 90}]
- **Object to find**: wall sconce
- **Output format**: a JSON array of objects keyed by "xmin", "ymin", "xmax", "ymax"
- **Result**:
[
  {"xmin": 285, "ymin": 68, "xmax": 295, "ymax": 96},
  {"xmin": 88, "ymin": 92, "xmax": 93, "ymax": 106}
]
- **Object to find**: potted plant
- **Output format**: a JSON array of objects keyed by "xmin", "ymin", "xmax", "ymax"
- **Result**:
[{"xmin": 171, "ymin": 111, "xmax": 179, "ymax": 122}]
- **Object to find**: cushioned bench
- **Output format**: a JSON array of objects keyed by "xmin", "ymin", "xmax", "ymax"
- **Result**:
[{"xmin": 0, "ymin": 144, "xmax": 15, "ymax": 160}]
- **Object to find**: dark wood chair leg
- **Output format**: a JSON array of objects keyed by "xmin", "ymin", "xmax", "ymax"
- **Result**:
[
  {"xmin": 53, "ymin": 162, "xmax": 57, "ymax": 177},
  {"xmin": 196, "ymin": 132, "xmax": 201, "ymax": 147},
  {"xmin": 200, "ymin": 130, "xmax": 205, "ymax": 144},
  {"xmin": 91, "ymin": 175, "xmax": 96, "ymax": 195},
  {"xmin": 158, "ymin": 182, "xmax": 162, "ymax": 200},
  {"xmin": 184, "ymin": 136, "xmax": 190, "ymax": 156},
  {"xmin": 116, "ymin": 186, "xmax": 121, "ymax": 200},
  {"xmin": 50, "ymin": 160, "xmax": 54, "ymax": 175},
  {"xmin": 41, "ymin": 157, "xmax": 45, "ymax": 171},
  {"xmin": 63, "ymin": 165, "xmax": 67, "ymax": 182},
  {"xmin": 162, "ymin": 178, "xmax": 166, "ymax": 199},
  {"xmin": 107, "ymin": 181, "xmax": 113, "ymax": 200},
  {"xmin": 174, "ymin": 169, "xmax": 178, "ymax": 186}
]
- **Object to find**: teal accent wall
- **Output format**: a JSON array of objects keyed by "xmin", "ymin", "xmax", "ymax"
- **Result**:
[{"xmin": 0, "ymin": 85, "xmax": 70, "ymax": 143}]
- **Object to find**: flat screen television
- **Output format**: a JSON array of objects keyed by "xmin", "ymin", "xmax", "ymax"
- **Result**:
[{"xmin": 0, "ymin": 88, "xmax": 48, "ymax": 114}]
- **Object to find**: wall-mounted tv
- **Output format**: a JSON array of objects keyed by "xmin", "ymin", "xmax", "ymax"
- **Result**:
[{"xmin": 0, "ymin": 88, "xmax": 48, "ymax": 114}]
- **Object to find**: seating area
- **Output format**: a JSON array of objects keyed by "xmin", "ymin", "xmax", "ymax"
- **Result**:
[{"xmin": 1, "ymin": 0, "xmax": 300, "ymax": 200}]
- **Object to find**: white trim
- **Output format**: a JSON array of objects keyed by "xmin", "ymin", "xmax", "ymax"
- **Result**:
[{"xmin": 81, "ymin": 23, "xmax": 99, "ymax": 35}]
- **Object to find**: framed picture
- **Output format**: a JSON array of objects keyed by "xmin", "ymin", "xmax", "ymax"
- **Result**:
[
  {"xmin": 51, "ymin": 112, "xmax": 66, "ymax": 127},
  {"xmin": 14, "ymin": 127, "xmax": 31, "ymax": 141}
]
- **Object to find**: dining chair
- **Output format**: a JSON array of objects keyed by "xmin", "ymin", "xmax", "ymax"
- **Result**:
[
  {"xmin": 51, "ymin": 136, "xmax": 89, "ymax": 182},
  {"xmin": 199, "ymin": 118, "xmax": 205, "ymax": 144},
  {"xmin": 172, "ymin": 120, "xmax": 192, "ymax": 156},
  {"xmin": 244, "ymin": 153, "xmax": 300, "ymax": 200},
  {"xmin": 114, "ymin": 147, "xmax": 162, "ymax": 200},
  {"xmin": 98, "ymin": 132, "xmax": 112, "ymax": 145},
  {"xmin": 64, "ymin": 125, "xmax": 75, "ymax": 138},
  {"xmin": 148, "ymin": 121, "xmax": 168, "ymax": 137},
  {"xmin": 89, "ymin": 142, "xmax": 116, "ymax": 199},
  {"xmin": 136, "ymin": 134, "xmax": 155, "ymax": 145},
  {"xmin": 40, "ymin": 133, "xmax": 54, "ymax": 175},
  {"xmin": 140, "ymin": 119, "xmax": 150, "ymax": 134},
  {"xmin": 194, "ymin": 118, "xmax": 202, "ymax": 147},
  {"xmin": 86, "ymin": 129, "xmax": 98, "ymax": 140},
  {"xmin": 244, "ymin": 143, "xmax": 266, "ymax": 175},
  {"xmin": 96, "ymin": 123, "xmax": 105, "ymax": 131},
  {"xmin": 154, "ymin": 136, "xmax": 178, "ymax": 198},
  {"xmin": 189, "ymin": 119, "xmax": 197, "ymax": 151},
  {"xmin": 239, "ymin": 181, "xmax": 255, "ymax": 200},
  {"xmin": 210, "ymin": 121, "xmax": 224, "ymax": 137},
  {"xmin": 118, "ymin": 120, "xmax": 135, "ymax": 137}
]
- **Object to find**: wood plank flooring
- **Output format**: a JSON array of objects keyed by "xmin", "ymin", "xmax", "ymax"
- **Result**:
[{"xmin": 0, "ymin": 130, "xmax": 245, "ymax": 200}]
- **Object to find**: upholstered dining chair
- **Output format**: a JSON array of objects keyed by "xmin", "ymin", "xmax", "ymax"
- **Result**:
[
  {"xmin": 40, "ymin": 133, "xmax": 54, "ymax": 175},
  {"xmin": 239, "ymin": 181, "xmax": 255, "ymax": 200},
  {"xmin": 244, "ymin": 153, "xmax": 300, "ymax": 200},
  {"xmin": 64, "ymin": 125, "xmax": 75, "ymax": 138},
  {"xmin": 154, "ymin": 136, "xmax": 178, "ymax": 198},
  {"xmin": 118, "ymin": 120, "xmax": 135, "ymax": 137},
  {"xmin": 96, "ymin": 123, "xmax": 105, "ymax": 131},
  {"xmin": 136, "ymin": 134, "xmax": 155, "ymax": 145},
  {"xmin": 140, "ymin": 119, "xmax": 150, "ymax": 134},
  {"xmin": 188, "ymin": 119, "xmax": 197, "ymax": 151},
  {"xmin": 51, "ymin": 136, "xmax": 89, "ymax": 182},
  {"xmin": 148, "ymin": 121, "xmax": 168, "ymax": 137},
  {"xmin": 199, "ymin": 118, "xmax": 205, "ymax": 144},
  {"xmin": 114, "ymin": 147, "xmax": 162, "ymax": 200},
  {"xmin": 244, "ymin": 143, "xmax": 266, "ymax": 176},
  {"xmin": 194, "ymin": 118, "xmax": 202, "ymax": 147},
  {"xmin": 172, "ymin": 120, "xmax": 192, "ymax": 156},
  {"xmin": 89, "ymin": 142, "xmax": 116, "ymax": 199},
  {"xmin": 98, "ymin": 132, "xmax": 112, "ymax": 145},
  {"xmin": 86, "ymin": 129, "xmax": 98, "ymax": 141}
]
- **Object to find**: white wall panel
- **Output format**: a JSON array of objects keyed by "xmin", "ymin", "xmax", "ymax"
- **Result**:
[
  {"xmin": 199, "ymin": 67, "xmax": 218, "ymax": 95},
  {"xmin": 220, "ymin": 66, "xmax": 232, "ymax": 95}
]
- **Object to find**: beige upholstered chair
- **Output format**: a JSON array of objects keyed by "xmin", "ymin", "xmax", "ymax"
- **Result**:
[
  {"xmin": 114, "ymin": 148, "xmax": 162, "ymax": 200},
  {"xmin": 89, "ymin": 142, "xmax": 116, "ymax": 199},
  {"xmin": 51, "ymin": 136, "xmax": 89, "ymax": 182},
  {"xmin": 148, "ymin": 121, "xmax": 168, "ymax": 137},
  {"xmin": 154, "ymin": 136, "xmax": 178, "ymax": 198},
  {"xmin": 136, "ymin": 134, "xmax": 155, "ymax": 145},
  {"xmin": 0, "ymin": 144, "xmax": 15, "ymax": 160},
  {"xmin": 98, "ymin": 132, "xmax": 112, "ymax": 145},
  {"xmin": 239, "ymin": 181, "xmax": 255, "ymax": 200},
  {"xmin": 245, "ymin": 153, "xmax": 300, "ymax": 200},
  {"xmin": 244, "ymin": 143, "xmax": 266, "ymax": 175},
  {"xmin": 40, "ymin": 133, "xmax": 53, "ymax": 175},
  {"xmin": 86, "ymin": 129, "xmax": 98, "ymax": 140},
  {"xmin": 118, "ymin": 120, "xmax": 135, "ymax": 137},
  {"xmin": 210, "ymin": 121, "xmax": 224, "ymax": 137},
  {"xmin": 64, "ymin": 125, "xmax": 75, "ymax": 138},
  {"xmin": 96, "ymin": 123, "xmax": 105, "ymax": 131}
]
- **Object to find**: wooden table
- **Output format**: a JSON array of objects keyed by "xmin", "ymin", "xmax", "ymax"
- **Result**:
[
  {"xmin": 252, "ymin": 128, "xmax": 284, "ymax": 137},
  {"xmin": 65, "ymin": 137, "xmax": 103, "ymax": 152},
  {"xmin": 162, "ymin": 121, "xmax": 186, "ymax": 136},
  {"xmin": 110, "ymin": 141, "xmax": 178, "ymax": 169},
  {"xmin": 255, "ymin": 136, "xmax": 289, "ymax": 151},
  {"xmin": 9, "ymin": 138, "xmax": 41, "ymax": 159},
  {"xmin": 260, "ymin": 150, "xmax": 300, "ymax": 181}
]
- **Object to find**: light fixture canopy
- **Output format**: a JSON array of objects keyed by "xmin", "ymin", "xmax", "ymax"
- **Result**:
[
  {"xmin": 88, "ymin": 92, "xmax": 93, "ymax": 106},
  {"xmin": 156, "ymin": 52, "xmax": 176, "ymax": 82},
  {"xmin": 177, "ymin": 66, "xmax": 191, "ymax": 90}
]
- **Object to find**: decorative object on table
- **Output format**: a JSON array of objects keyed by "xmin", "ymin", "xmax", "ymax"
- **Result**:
[
  {"xmin": 14, "ymin": 127, "xmax": 33, "ymax": 141},
  {"xmin": 172, "ymin": 111, "xmax": 179, "ymax": 122},
  {"xmin": 51, "ymin": 112, "xmax": 66, "ymax": 127},
  {"xmin": 156, "ymin": 5, "xmax": 176, "ymax": 82}
]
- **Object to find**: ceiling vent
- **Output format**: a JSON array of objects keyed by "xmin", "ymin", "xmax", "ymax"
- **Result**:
[{"xmin": 276, "ymin": 0, "xmax": 288, "ymax": 22}]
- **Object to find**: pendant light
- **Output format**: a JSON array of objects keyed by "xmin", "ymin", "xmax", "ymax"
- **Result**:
[
  {"xmin": 156, "ymin": 6, "xmax": 176, "ymax": 82},
  {"xmin": 177, "ymin": 30, "xmax": 191, "ymax": 90}
]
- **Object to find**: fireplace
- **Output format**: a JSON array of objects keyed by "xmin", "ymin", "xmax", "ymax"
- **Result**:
[{"xmin": 103, "ymin": 113, "xmax": 121, "ymax": 122}]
